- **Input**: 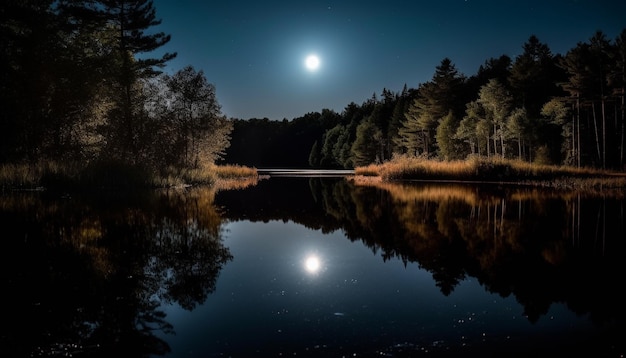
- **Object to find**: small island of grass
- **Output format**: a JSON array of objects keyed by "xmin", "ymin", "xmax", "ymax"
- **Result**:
[{"xmin": 353, "ymin": 156, "xmax": 626, "ymax": 192}]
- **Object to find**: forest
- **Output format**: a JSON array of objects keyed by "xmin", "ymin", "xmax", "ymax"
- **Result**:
[
  {"xmin": 223, "ymin": 33, "xmax": 626, "ymax": 171},
  {"xmin": 2, "ymin": 1, "xmax": 625, "ymax": 175},
  {"xmin": 0, "ymin": 0, "xmax": 231, "ymax": 174}
]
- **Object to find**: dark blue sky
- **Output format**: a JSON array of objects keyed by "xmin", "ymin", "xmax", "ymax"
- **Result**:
[{"xmin": 151, "ymin": 0, "xmax": 626, "ymax": 120}]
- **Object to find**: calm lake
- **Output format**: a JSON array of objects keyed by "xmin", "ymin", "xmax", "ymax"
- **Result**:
[{"xmin": 1, "ymin": 172, "xmax": 625, "ymax": 357}]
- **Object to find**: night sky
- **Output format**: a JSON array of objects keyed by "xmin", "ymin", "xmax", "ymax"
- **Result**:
[{"xmin": 151, "ymin": 0, "xmax": 626, "ymax": 120}]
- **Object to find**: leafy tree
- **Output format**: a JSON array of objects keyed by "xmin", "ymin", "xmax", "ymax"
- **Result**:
[
  {"xmin": 477, "ymin": 79, "xmax": 512, "ymax": 157},
  {"xmin": 505, "ymin": 107, "xmax": 528, "ymax": 160},
  {"xmin": 541, "ymin": 99, "xmax": 572, "ymax": 165},
  {"xmin": 351, "ymin": 118, "xmax": 383, "ymax": 166},
  {"xmin": 457, "ymin": 101, "xmax": 484, "ymax": 156},
  {"xmin": 161, "ymin": 66, "xmax": 229, "ymax": 168},
  {"xmin": 436, "ymin": 111, "xmax": 464, "ymax": 160},
  {"xmin": 335, "ymin": 123, "xmax": 356, "ymax": 168},
  {"xmin": 308, "ymin": 140, "xmax": 321, "ymax": 167},
  {"xmin": 320, "ymin": 124, "xmax": 348, "ymax": 168},
  {"xmin": 476, "ymin": 116, "xmax": 493, "ymax": 158}
]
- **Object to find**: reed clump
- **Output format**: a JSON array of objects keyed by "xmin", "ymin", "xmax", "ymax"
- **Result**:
[
  {"xmin": 211, "ymin": 164, "xmax": 258, "ymax": 179},
  {"xmin": 1, "ymin": 161, "xmax": 258, "ymax": 192},
  {"xmin": 355, "ymin": 155, "xmax": 626, "ymax": 189}
]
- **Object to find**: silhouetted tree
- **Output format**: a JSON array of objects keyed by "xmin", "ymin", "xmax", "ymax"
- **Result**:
[
  {"xmin": 466, "ymin": 55, "xmax": 512, "ymax": 97},
  {"xmin": 611, "ymin": 29, "xmax": 626, "ymax": 168},
  {"xmin": 509, "ymin": 35, "xmax": 558, "ymax": 117},
  {"xmin": 95, "ymin": 0, "xmax": 176, "ymax": 162}
]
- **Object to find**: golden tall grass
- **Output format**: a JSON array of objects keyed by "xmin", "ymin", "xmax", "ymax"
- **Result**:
[
  {"xmin": 354, "ymin": 155, "xmax": 626, "ymax": 190},
  {"xmin": 211, "ymin": 164, "xmax": 258, "ymax": 179},
  {"xmin": 1, "ymin": 161, "xmax": 258, "ymax": 191}
]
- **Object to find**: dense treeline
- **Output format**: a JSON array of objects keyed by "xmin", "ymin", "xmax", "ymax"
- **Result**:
[
  {"xmin": 0, "ymin": 1, "xmax": 231, "ymax": 173},
  {"xmin": 3, "ymin": 1, "xmax": 625, "ymax": 173},
  {"xmin": 222, "ymin": 110, "xmax": 341, "ymax": 168},
  {"xmin": 225, "ymin": 31, "xmax": 626, "ymax": 171}
]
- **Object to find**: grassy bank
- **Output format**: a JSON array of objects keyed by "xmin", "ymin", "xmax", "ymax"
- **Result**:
[
  {"xmin": 0, "ymin": 161, "xmax": 258, "ymax": 192},
  {"xmin": 354, "ymin": 156, "xmax": 626, "ymax": 190}
]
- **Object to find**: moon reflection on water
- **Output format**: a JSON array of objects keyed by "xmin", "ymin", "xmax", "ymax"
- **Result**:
[{"xmin": 304, "ymin": 254, "xmax": 321, "ymax": 274}]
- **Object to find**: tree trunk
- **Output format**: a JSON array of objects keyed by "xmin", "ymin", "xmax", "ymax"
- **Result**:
[
  {"xmin": 601, "ymin": 96, "xmax": 606, "ymax": 169},
  {"xmin": 492, "ymin": 123, "xmax": 498, "ymax": 157},
  {"xmin": 577, "ymin": 96, "xmax": 581, "ymax": 168},
  {"xmin": 619, "ymin": 87, "xmax": 626, "ymax": 170},
  {"xmin": 591, "ymin": 101, "xmax": 601, "ymax": 166}
]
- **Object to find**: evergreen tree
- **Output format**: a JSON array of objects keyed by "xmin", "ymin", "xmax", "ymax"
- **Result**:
[
  {"xmin": 508, "ymin": 35, "xmax": 559, "ymax": 118},
  {"xmin": 96, "ymin": 0, "xmax": 177, "ymax": 162},
  {"xmin": 388, "ymin": 85, "xmax": 414, "ymax": 155},
  {"xmin": 560, "ymin": 35, "xmax": 613, "ymax": 168},
  {"xmin": 466, "ymin": 55, "xmax": 512, "ymax": 97},
  {"xmin": 399, "ymin": 82, "xmax": 433, "ymax": 156},
  {"xmin": 610, "ymin": 29, "xmax": 626, "ymax": 168},
  {"xmin": 588, "ymin": 31, "xmax": 612, "ymax": 169},
  {"xmin": 400, "ymin": 58, "xmax": 465, "ymax": 157},
  {"xmin": 559, "ymin": 42, "xmax": 593, "ymax": 167}
]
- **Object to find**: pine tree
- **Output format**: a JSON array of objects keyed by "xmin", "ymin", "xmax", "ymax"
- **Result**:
[
  {"xmin": 399, "ymin": 58, "xmax": 464, "ymax": 157},
  {"xmin": 610, "ymin": 29, "xmax": 626, "ymax": 168},
  {"xmin": 508, "ymin": 35, "xmax": 558, "ymax": 117},
  {"xmin": 97, "ymin": 0, "xmax": 177, "ymax": 161}
]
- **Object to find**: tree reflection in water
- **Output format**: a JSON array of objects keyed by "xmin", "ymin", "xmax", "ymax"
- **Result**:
[
  {"xmin": 217, "ymin": 176, "xmax": 625, "ymax": 339},
  {"xmin": 2, "ymin": 176, "xmax": 625, "ymax": 356},
  {"xmin": 0, "ymin": 188, "xmax": 231, "ymax": 357},
  {"xmin": 339, "ymin": 180, "xmax": 625, "ymax": 325}
]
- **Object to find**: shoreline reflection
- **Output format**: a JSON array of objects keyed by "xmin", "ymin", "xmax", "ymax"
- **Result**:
[{"xmin": 2, "ymin": 176, "xmax": 624, "ymax": 357}]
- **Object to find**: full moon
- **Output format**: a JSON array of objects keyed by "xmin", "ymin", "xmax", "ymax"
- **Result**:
[
  {"xmin": 305, "ymin": 55, "xmax": 320, "ymax": 71},
  {"xmin": 304, "ymin": 255, "xmax": 321, "ymax": 273}
]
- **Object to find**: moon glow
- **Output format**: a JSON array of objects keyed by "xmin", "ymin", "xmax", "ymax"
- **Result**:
[
  {"xmin": 304, "ymin": 255, "xmax": 321, "ymax": 273},
  {"xmin": 305, "ymin": 55, "xmax": 320, "ymax": 71}
]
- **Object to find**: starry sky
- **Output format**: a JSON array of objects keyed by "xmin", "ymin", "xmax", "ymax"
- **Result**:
[{"xmin": 151, "ymin": 0, "xmax": 626, "ymax": 120}]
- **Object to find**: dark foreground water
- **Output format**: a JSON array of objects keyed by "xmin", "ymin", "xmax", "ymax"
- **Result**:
[{"xmin": 1, "ymin": 175, "xmax": 625, "ymax": 357}]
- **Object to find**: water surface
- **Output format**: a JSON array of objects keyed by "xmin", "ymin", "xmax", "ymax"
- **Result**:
[{"xmin": 1, "ymin": 176, "xmax": 624, "ymax": 357}]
